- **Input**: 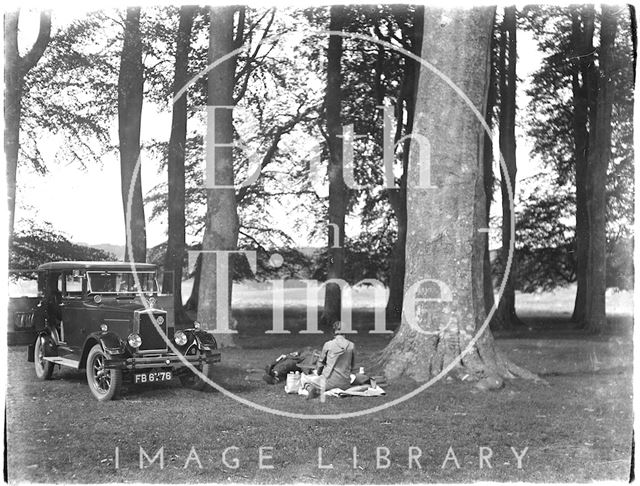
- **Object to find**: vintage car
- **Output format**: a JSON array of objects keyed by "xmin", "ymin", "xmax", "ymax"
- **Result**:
[{"xmin": 27, "ymin": 261, "xmax": 220, "ymax": 401}]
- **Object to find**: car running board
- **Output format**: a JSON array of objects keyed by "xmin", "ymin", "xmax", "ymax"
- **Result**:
[{"xmin": 43, "ymin": 357, "xmax": 80, "ymax": 369}]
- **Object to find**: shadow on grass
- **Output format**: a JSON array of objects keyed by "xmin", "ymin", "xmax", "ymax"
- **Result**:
[
  {"xmin": 492, "ymin": 313, "xmax": 632, "ymax": 341},
  {"xmin": 539, "ymin": 365, "xmax": 631, "ymax": 378}
]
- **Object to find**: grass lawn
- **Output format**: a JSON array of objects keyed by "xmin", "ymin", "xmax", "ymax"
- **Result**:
[{"xmin": 6, "ymin": 285, "xmax": 633, "ymax": 483}]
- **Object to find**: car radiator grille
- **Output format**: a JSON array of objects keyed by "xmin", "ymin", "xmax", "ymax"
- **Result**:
[{"xmin": 139, "ymin": 313, "xmax": 168, "ymax": 351}]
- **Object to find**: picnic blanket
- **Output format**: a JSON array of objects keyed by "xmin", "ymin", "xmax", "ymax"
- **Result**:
[{"xmin": 324, "ymin": 384, "xmax": 386, "ymax": 398}]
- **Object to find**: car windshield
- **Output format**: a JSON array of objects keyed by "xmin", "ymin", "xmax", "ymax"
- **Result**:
[{"xmin": 87, "ymin": 271, "xmax": 158, "ymax": 294}]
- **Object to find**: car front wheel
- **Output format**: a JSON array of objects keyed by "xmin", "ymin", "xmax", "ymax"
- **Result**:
[
  {"xmin": 86, "ymin": 344, "xmax": 122, "ymax": 401},
  {"xmin": 34, "ymin": 335, "xmax": 54, "ymax": 380}
]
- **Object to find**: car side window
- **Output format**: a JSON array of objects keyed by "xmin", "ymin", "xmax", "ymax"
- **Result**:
[{"xmin": 64, "ymin": 274, "xmax": 83, "ymax": 297}]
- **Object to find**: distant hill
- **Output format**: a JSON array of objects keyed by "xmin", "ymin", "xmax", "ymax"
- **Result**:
[{"xmin": 82, "ymin": 243, "xmax": 125, "ymax": 260}]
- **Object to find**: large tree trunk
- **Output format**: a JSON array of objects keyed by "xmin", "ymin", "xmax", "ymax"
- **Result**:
[
  {"xmin": 321, "ymin": 5, "xmax": 347, "ymax": 330},
  {"xmin": 493, "ymin": 6, "xmax": 524, "ymax": 330},
  {"xmin": 118, "ymin": 8, "xmax": 147, "ymax": 263},
  {"xmin": 381, "ymin": 7, "xmax": 536, "ymax": 383},
  {"xmin": 630, "ymin": 6, "xmax": 637, "ymax": 82},
  {"xmin": 5, "ymin": 34, "xmax": 21, "ymax": 248},
  {"xmin": 196, "ymin": 6, "xmax": 240, "ymax": 347},
  {"xmin": 163, "ymin": 6, "xmax": 195, "ymax": 326},
  {"xmin": 386, "ymin": 193, "xmax": 406, "ymax": 323},
  {"xmin": 582, "ymin": 6, "xmax": 618, "ymax": 333},
  {"xmin": 483, "ymin": 15, "xmax": 497, "ymax": 320},
  {"xmin": 185, "ymin": 253, "xmax": 201, "ymax": 312},
  {"xmin": 570, "ymin": 6, "xmax": 597, "ymax": 323},
  {"xmin": 4, "ymin": 10, "xmax": 51, "ymax": 243},
  {"xmin": 385, "ymin": 5, "xmax": 423, "ymax": 324}
]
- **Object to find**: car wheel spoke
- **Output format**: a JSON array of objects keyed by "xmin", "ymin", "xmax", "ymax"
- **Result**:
[
  {"xmin": 91, "ymin": 353, "xmax": 112, "ymax": 393},
  {"xmin": 37, "ymin": 338, "xmax": 45, "ymax": 367}
]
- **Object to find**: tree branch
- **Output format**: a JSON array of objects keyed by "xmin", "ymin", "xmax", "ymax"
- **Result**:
[
  {"xmin": 20, "ymin": 10, "xmax": 52, "ymax": 74},
  {"xmin": 4, "ymin": 11, "xmax": 20, "ymax": 67},
  {"xmin": 235, "ymin": 103, "xmax": 320, "ymax": 203},
  {"xmin": 238, "ymin": 229, "xmax": 269, "ymax": 254},
  {"xmin": 234, "ymin": 6, "xmax": 246, "ymax": 50}
]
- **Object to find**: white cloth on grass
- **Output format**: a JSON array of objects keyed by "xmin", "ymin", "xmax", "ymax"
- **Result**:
[{"xmin": 323, "ymin": 384, "xmax": 386, "ymax": 398}]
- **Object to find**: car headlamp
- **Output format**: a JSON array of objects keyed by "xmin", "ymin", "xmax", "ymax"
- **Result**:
[
  {"xmin": 174, "ymin": 330, "xmax": 188, "ymax": 346},
  {"xmin": 128, "ymin": 333, "xmax": 142, "ymax": 348}
]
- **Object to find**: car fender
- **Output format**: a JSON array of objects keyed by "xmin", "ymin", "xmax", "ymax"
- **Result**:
[
  {"xmin": 28, "ymin": 330, "xmax": 56, "ymax": 362},
  {"xmin": 80, "ymin": 332, "xmax": 125, "ymax": 368},
  {"xmin": 192, "ymin": 329, "xmax": 218, "ymax": 350},
  {"xmin": 98, "ymin": 332, "xmax": 126, "ymax": 355}
]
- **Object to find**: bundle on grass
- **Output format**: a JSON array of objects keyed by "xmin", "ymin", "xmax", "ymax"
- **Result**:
[{"xmin": 262, "ymin": 348, "xmax": 321, "ymax": 385}]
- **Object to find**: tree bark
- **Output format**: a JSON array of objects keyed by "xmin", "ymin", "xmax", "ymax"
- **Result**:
[
  {"xmin": 163, "ymin": 6, "xmax": 196, "ymax": 326},
  {"xmin": 630, "ymin": 6, "xmax": 637, "ymax": 83},
  {"xmin": 494, "ymin": 6, "xmax": 524, "ymax": 330},
  {"xmin": 385, "ymin": 5, "xmax": 423, "ymax": 324},
  {"xmin": 196, "ymin": 6, "xmax": 241, "ymax": 347},
  {"xmin": 582, "ymin": 6, "xmax": 618, "ymax": 333},
  {"xmin": 185, "ymin": 253, "xmax": 201, "ymax": 312},
  {"xmin": 386, "ymin": 191, "xmax": 407, "ymax": 324},
  {"xmin": 380, "ymin": 7, "xmax": 536, "ymax": 383},
  {"xmin": 483, "ymin": 14, "xmax": 497, "ymax": 321},
  {"xmin": 321, "ymin": 5, "xmax": 347, "ymax": 330},
  {"xmin": 4, "ymin": 10, "xmax": 52, "ymax": 243},
  {"xmin": 118, "ymin": 8, "xmax": 147, "ymax": 263},
  {"xmin": 570, "ymin": 5, "xmax": 597, "ymax": 323}
]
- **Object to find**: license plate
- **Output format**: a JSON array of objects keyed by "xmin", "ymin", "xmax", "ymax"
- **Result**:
[{"xmin": 134, "ymin": 371, "xmax": 172, "ymax": 384}]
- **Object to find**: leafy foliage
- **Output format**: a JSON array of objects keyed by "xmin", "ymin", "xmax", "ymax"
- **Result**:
[
  {"xmin": 515, "ymin": 6, "xmax": 635, "ymax": 291},
  {"xmin": 21, "ymin": 12, "xmax": 121, "ymax": 172},
  {"xmin": 523, "ymin": 6, "xmax": 634, "ymax": 225},
  {"xmin": 16, "ymin": 6, "xmax": 635, "ymax": 296},
  {"xmin": 10, "ymin": 222, "xmax": 116, "ymax": 271},
  {"xmin": 145, "ymin": 8, "xmax": 326, "ymax": 251},
  {"xmin": 498, "ymin": 174, "xmax": 634, "ymax": 291}
]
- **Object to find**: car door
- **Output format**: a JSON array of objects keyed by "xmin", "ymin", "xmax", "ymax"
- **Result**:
[{"xmin": 59, "ymin": 272, "xmax": 87, "ymax": 360}]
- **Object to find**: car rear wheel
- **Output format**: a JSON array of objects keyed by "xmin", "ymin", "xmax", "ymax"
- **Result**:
[
  {"xmin": 86, "ymin": 344, "xmax": 122, "ymax": 401},
  {"xmin": 34, "ymin": 335, "xmax": 54, "ymax": 380},
  {"xmin": 179, "ymin": 361, "xmax": 212, "ymax": 391}
]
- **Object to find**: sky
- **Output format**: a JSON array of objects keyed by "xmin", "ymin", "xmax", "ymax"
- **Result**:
[
  {"xmin": 16, "ymin": 111, "xmax": 171, "ymax": 248},
  {"xmin": 14, "ymin": 7, "xmax": 545, "ymax": 250}
]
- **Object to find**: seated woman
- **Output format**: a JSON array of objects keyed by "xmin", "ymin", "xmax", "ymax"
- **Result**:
[{"xmin": 301, "ymin": 320, "xmax": 356, "ymax": 399}]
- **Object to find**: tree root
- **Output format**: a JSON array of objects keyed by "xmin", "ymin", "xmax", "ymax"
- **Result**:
[{"xmin": 379, "ymin": 323, "xmax": 544, "ymax": 385}]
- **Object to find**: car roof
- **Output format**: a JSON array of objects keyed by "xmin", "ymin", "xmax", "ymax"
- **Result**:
[{"xmin": 37, "ymin": 261, "xmax": 158, "ymax": 271}]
